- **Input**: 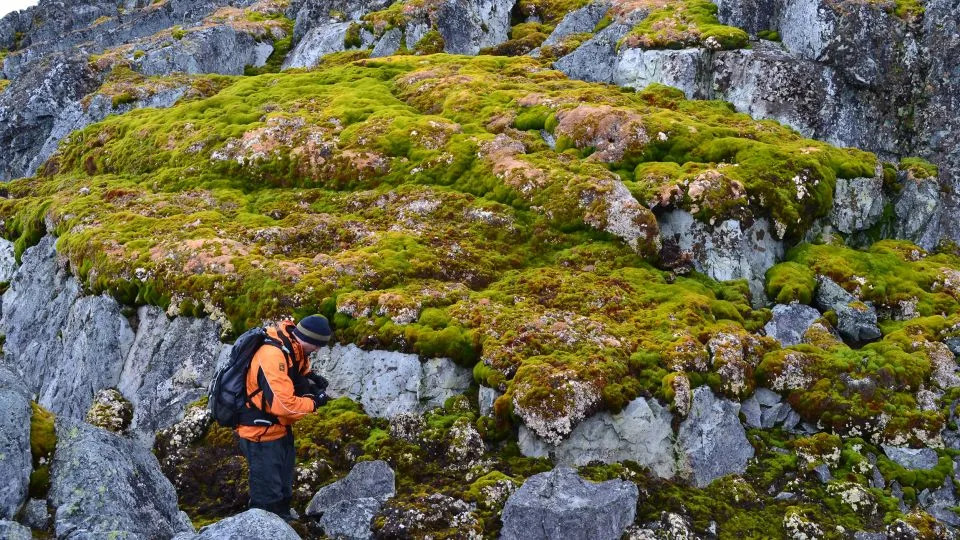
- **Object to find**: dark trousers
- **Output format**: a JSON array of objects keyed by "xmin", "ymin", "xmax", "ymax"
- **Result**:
[{"xmin": 237, "ymin": 430, "xmax": 295, "ymax": 513}]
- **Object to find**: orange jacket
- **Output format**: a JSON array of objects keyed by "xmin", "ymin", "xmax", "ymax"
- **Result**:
[{"xmin": 237, "ymin": 321, "xmax": 316, "ymax": 442}]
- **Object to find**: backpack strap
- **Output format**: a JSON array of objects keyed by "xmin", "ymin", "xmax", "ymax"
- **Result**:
[{"xmin": 237, "ymin": 332, "xmax": 292, "ymax": 427}]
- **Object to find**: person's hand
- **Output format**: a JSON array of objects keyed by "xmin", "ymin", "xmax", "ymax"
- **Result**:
[
  {"xmin": 306, "ymin": 372, "xmax": 329, "ymax": 392},
  {"xmin": 303, "ymin": 391, "xmax": 329, "ymax": 410}
]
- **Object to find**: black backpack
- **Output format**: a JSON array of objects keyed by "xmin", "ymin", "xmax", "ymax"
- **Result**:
[{"xmin": 208, "ymin": 326, "xmax": 288, "ymax": 428}]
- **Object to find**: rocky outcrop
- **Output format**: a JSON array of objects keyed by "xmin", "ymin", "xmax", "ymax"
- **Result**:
[
  {"xmin": 831, "ymin": 167, "xmax": 885, "ymax": 234},
  {"xmin": 286, "ymin": 0, "xmax": 393, "ymax": 42},
  {"xmin": 1, "ymin": 236, "xmax": 224, "ymax": 441},
  {"xmin": 315, "ymin": 344, "xmax": 472, "ymax": 418},
  {"xmin": 0, "ymin": 239, "xmax": 15, "ymax": 283},
  {"xmin": 431, "ymin": 0, "xmax": 515, "ymax": 55},
  {"xmin": 894, "ymin": 173, "xmax": 943, "ymax": 250},
  {"xmin": 501, "ymin": 467, "xmax": 638, "ymax": 540},
  {"xmin": 176, "ymin": 509, "xmax": 300, "ymax": 540},
  {"xmin": 306, "ymin": 460, "xmax": 396, "ymax": 539},
  {"xmin": 0, "ymin": 54, "xmax": 100, "ymax": 181},
  {"xmin": 676, "ymin": 387, "xmax": 754, "ymax": 488},
  {"xmin": 518, "ymin": 397, "xmax": 675, "ymax": 478},
  {"xmin": 541, "ymin": 2, "xmax": 610, "ymax": 47},
  {"xmin": 814, "ymin": 276, "xmax": 881, "ymax": 343},
  {"xmin": 740, "ymin": 387, "xmax": 808, "ymax": 432},
  {"xmin": 118, "ymin": 305, "xmax": 229, "ymax": 442},
  {"xmin": 882, "ymin": 445, "xmax": 939, "ymax": 471},
  {"xmin": 0, "ymin": 520, "xmax": 31, "ymax": 540},
  {"xmin": 658, "ymin": 209, "xmax": 783, "ymax": 303},
  {"xmin": 49, "ymin": 419, "xmax": 193, "ymax": 539},
  {"xmin": 284, "ymin": 22, "xmax": 373, "ymax": 69},
  {"xmin": 0, "ymin": 366, "xmax": 32, "ymax": 520},
  {"xmin": 764, "ymin": 303, "xmax": 822, "ymax": 347},
  {"xmin": 136, "ymin": 26, "xmax": 274, "ymax": 77}
]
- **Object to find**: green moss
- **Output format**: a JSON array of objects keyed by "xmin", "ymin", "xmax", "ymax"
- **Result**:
[
  {"xmin": 112, "ymin": 92, "xmax": 136, "ymax": 108},
  {"xmin": 413, "ymin": 30, "xmax": 445, "ymax": 55},
  {"xmin": 171, "ymin": 26, "xmax": 185, "ymax": 40},
  {"xmin": 899, "ymin": 157, "xmax": 939, "ymax": 179},
  {"xmin": 620, "ymin": 0, "xmax": 749, "ymax": 50},
  {"xmin": 757, "ymin": 29, "xmax": 780, "ymax": 41},
  {"xmin": 766, "ymin": 261, "xmax": 816, "ymax": 304},
  {"xmin": 344, "ymin": 22, "xmax": 364, "ymax": 49},
  {"xmin": 29, "ymin": 402, "xmax": 56, "ymax": 499}
]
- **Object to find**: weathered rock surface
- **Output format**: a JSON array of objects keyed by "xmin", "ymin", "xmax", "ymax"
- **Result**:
[
  {"xmin": 307, "ymin": 460, "xmax": 396, "ymax": 539},
  {"xmin": 49, "ymin": 419, "xmax": 193, "ymax": 539},
  {"xmin": 831, "ymin": 168, "xmax": 885, "ymax": 234},
  {"xmin": 895, "ymin": 174, "xmax": 943, "ymax": 250},
  {"xmin": 658, "ymin": 209, "xmax": 783, "ymax": 303},
  {"xmin": 0, "ymin": 54, "xmax": 100, "ymax": 181},
  {"xmin": 741, "ymin": 388, "xmax": 807, "ymax": 432},
  {"xmin": 814, "ymin": 276, "xmax": 881, "ymax": 343},
  {"xmin": 0, "ymin": 366, "xmax": 32, "ymax": 520},
  {"xmin": 284, "ymin": 22, "xmax": 371, "ymax": 69},
  {"xmin": 518, "ymin": 397, "xmax": 675, "ymax": 478},
  {"xmin": 1, "ymin": 236, "xmax": 134, "ymax": 419},
  {"xmin": 478, "ymin": 385, "xmax": 502, "ymax": 417},
  {"xmin": 0, "ymin": 238, "xmax": 16, "ymax": 284},
  {"xmin": 501, "ymin": 467, "xmax": 638, "ymax": 540},
  {"xmin": 0, "ymin": 520, "xmax": 31, "ymax": 540},
  {"xmin": 184, "ymin": 509, "xmax": 300, "ymax": 540},
  {"xmin": 432, "ymin": 0, "xmax": 515, "ymax": 55},
  {"xmin": 882, "ymin": 445, "xmax": 939, "ymax": 471},
  {"xmin": 542, "ymin": 1, "xmax": 611, "ymax": 47},
  {"xmin": 20, "ymin": 498, "xmax": 51, "ymax": 530},
  {"xmin": 764, "ymin": 303, "xmax": 822, "ymax": 347},
  {"xmin": 676, "ymin": 387, "xmax": 754, "ymax": 487},
  {"xmin": 119, "ymin": 305, "xmax": 227, "ymax": 442},
  {"xmin": 314, "ymin": 344, "xmax": 472, "ymax": 417},
  {"xmin": 137, "ymin": 26, "xmax": 274, "ymax": 77}
]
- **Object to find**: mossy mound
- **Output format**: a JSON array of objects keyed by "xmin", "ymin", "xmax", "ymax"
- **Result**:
[
  {"xmin": 29, "ymin": 402, "xmax": 56, "ymax": 499},
  {"xmin": 619, "ymin": 0, "xmax": 750, "ymax": 50}
]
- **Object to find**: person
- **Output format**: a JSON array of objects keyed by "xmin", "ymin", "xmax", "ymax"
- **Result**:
[{"xmin": 236, "ymin": 314, "xmax": 332, "ymax": 521}]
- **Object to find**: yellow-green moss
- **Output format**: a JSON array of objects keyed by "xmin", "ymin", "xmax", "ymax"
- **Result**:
[{"xmin": 29, "ymin": 402, "xmax": 56, "ymax": 498}]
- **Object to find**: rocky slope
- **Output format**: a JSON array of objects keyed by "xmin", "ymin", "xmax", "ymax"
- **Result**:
[{"xmin": 0, "ymin": 0, "xmax": 958, "ymax": 538}]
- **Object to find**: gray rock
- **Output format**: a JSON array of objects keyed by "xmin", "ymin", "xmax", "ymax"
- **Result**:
[
  {"xmin": 49, "ymin": 419, "xmax": 193, "ymax": 539},
  {"xmin": 501, "ymin": 467, "xmax": 638, "ymax": 540},
  {"xmin": 658, "ymin": 210, "xmax": 783, "ymax": 305},
  {"xmin": 288, "ymin": 0, "xmax": 392, "ymax": 42},
  {"xmin": 20, "ymin": 498, "xmax": 51, "ymax": 530},
  {"xmin": 518, "ymin": 397, "xmax": 675, "ymax": 478},
  {"xmin": 432, "ymin": 0, "xmax": 515, "ymax": 55},
  {"xmin": 947, "ymin": 337, "xmax": 960, "ymax": 357},
  {"xmin": 814, "ymin": 276, "xmax": 881, "ymax": 343},
  {"xmin": 307, "ymin": 460, "xmax": 395, "ymax": 538},
  {"xmin": 554, "ymin": 22, "xmax": 632, "ymax": 83},
  {"xmin": 0, "ymin": 520, "xmax": 31, "ymax": 540},
  {"xmin": 813, "ymin": 463, "xmax": 832, "ymax": 483},
  {"xmin": 0, "ymin": 238, "xmax": 16, "ymax": 284},
  {"xmin": 831, "ymin": 167, "xmax": 885, "ymax": 234},
  {"xmin": 740, "ymin": 394, "xmax": 762, "ymax": 428},
  {"xmin": 478, "ymin": 385, "xmax": 502, "ymax": 417},
  {"xmin": 542, "ymin": 2, "xmax": 610, "ymax": 47},
  {"xmin": 869, "ymin": 466, "xmax": 885, "ymax": 489},
  {"xmin": 0, "ymin": 366, "xmax": 31, "ymax": 519},
  {"xmin": 676, "ymin": 387, "xmax": 754, "ymax": 488},
  {"xmin": 764, "ymin": 304, "xmax": 822, "ymax": 347},
  {"xmin": 370, "ymin": 27, "xmax": 402, "ymax": 58},
  {"xmin": 318, "ymin": 497, "xmax": 382, "ymax": 540},
  {"xmin": 0, "ymin": 53, "xmax": 100, "ymax": 181},
  {"xmin": 284, "ymin": 22, "xmax": 370, "ymax": 69},
  {"xmin": 1, "ymin": 236, "xmax": 135, "ymax": 420},
  {"xmin": 196, "ymin": 509, "xmax": 300, "ymax": 539},
  {"xmin": 895, "ymin": 174, "xmax": 943, "ymax": 250},
  {"xmin": 118, "ymin": 305, "xmax": 226, "ymax": 443},
  {"xmin": 136, "ymin": 25, "xmax": 274, "ymax": 77},
  {"xmin": 754, "ymin": 387, "xmax": 782, "ymax": 407},
  {"xmin": 613, "ymin": 48, "xmax": 710, "ymax": 98},
  {"xmin": 853, "ymin": 533, "xmax": 887, "ymax": 540},
  {"xmin": 881, "ymin": 445, "xmax": 939, "ymax": 470},
  {"xmin": 307, "ymin": 460, "xmax": 396, "ymax": 516},
  {"xmin": 314, "ymin": 344, "xmax": 472, "ymax": 417}
]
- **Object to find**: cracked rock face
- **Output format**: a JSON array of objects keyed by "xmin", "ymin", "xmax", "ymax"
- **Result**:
[
  {"xmin": 0, "ymin": 366, "xmax": 32, "ymax": 520},
  {"xmin": 831, "ymin": 167, "xmax": 885, "ymax": 234},
  {"xmin": 518, "ymin": 397, "xmax": 675, "ymax": 478},
  {"xmin": 764, "ymin": 303, "xmax": 822, "ymax": 347},
  {"xmin": 501, "ymin": 467, "xmax": 638, "ymax": 540},
  {"xmin": 314, "ymin": 343, "xmax": 472, "ymax": 417},
  {"xmin": 658, "ymin": 209, "xmax": 783, "ymax": 304},
  {"xmin": 49, "ymin": 419, "xmax": 193, "ymax": 539},
  {"xmin": 676, "ymin": 386, "xmax": 754, "ymax": 488},
  {"xmin": 306, "ymin": 460, "xmax": 396, "ymax": 539},
  {"xmin": 814, "ymin": 276, "xmax": 881, "ymax": 344}
]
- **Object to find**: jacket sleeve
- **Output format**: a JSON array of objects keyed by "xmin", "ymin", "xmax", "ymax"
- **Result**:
[{"xmin": 253, "ymin": 345, "xmax": 316, "ymax": 420}]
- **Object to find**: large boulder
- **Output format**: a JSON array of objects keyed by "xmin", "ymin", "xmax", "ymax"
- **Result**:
[
  {"xmin": 881, "ymin": 445, "xmax": 939, "ymax": 471},
  {"xmin": 0, "ymin": 366, "xmax": 32, "ymax": 519},
  {"xmin": 500, "ymin": 467, "xmax": 638, "ymax": 540},
  {"xmin": 831, "ymin": 167, "xmax": 885, "ymax": 234},
  {"xmin": 1, "ymin": 236, "xmax": 135, "ymax": 420},
  {"xmin": 433, "ymin": 0, "xmax": 515, "ymax": 55},
  {"xmin": 658, "ymin": 210, "xmax": 783, "ymax": 304},
  {"xmin": 182, "ymin": 509, "xmax": 300, "ymax": 540},
  {"xmin": 554, "ymin": 21, "xmax": 633, "ymax": 83},
  {"xmin": 894, "ymin": 173, "xmax": 943, "ymax": 250},
  {"xmin": 48, "ymin": 419, "xmax": 193, "ymax": 539},
  {"xmin": 763, "ymin": 303, "xmax": 822, "ymax": 347},
  {"xmin": 137, "ymin": 26, "xmax": 274, "ymax": 77},
  {"xmin": 118, "ymin": 305, "xmax": 227, "ymax": 442},
  {"xmin": 306, "ymin": 460, "xmax": 396, "ymax": 539},
  {"xmin": 676, "ymin": 386, "xmax": 754, "ymax": 487},
  {"xmin": 283, "ymin": 22, "xmax": 373, "ymax": 69},
  {"xmin": 542, "ymin": 2, "xmax": 611, "ymax": 47},
  {"xmin": 314, "ymin": 344, "xmax": 472, "ymax": 417},
  {"xmin": 614, "ymin": 48, "xmax": 709, "ymax": 98},
  {"xmin": 518, "ymin": 397, "xmax": 675, "ymax": 478},
  {"xmin": 814, "ymin": 276, "xmax": 881, "ymax": 343}
]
